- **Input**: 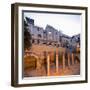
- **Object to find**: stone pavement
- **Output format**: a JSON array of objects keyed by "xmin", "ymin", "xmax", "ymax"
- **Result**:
[{"xmin": 24, "ymin": 63, "xmax": 80, "ymax": 77}]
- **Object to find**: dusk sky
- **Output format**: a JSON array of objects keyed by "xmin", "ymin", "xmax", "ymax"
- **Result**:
[{"xmin": 24, "ymin": 12, "xmax": 81, "ymax": 37}]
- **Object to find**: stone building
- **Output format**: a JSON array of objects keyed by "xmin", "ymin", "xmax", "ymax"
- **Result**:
[
  {"xmin": 61, "ymin": 34, "xmax": 71, "ymax": 47},
  {"xmin": 45, "ymin": 25, "xmax": 61, "ymax": 46},
  {"xmin": 71, "ymin": 34, "xmax": 80, "ymax": 47},
  {"xmin": 26, "ymin": 17, "xmax": 44, "ymax": 44},
  {"xmin": 25, "ymin": 17, "xmax": 80, "ymax": 48}
]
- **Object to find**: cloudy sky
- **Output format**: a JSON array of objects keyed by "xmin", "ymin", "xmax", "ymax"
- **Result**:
[{"xmin": 24, "ymin": 12, "xmax": 81, "ymax": 37}]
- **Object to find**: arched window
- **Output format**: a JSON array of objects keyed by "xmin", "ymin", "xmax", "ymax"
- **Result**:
[
  {"xmin": 32, "ymin": 39, "xmax": 34, "ymax": 43},
  {"xmin": 37, "ymin": 39, "xmax": 40, "ymax": 44},
  {"xmin": 38, "ymin": 34, "xmax": 42, "ymax": 38}
]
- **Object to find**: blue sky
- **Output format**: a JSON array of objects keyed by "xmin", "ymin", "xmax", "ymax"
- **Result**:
[{"xmin": 24, "ymin": 12, "xmax": 81, "ymax": 37}]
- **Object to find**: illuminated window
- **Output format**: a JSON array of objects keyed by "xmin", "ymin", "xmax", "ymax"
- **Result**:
[{"xmin": 48, "ymin": 32, "xmax": 51, "ymax": 34}]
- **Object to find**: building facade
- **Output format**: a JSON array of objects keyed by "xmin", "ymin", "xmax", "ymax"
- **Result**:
[
  {"xmin": 25, "ymin": 17, "xmax": 80, "ymax": 48},
  {"xmin": 71, "ymin": 34, "xmax": 80, "ymax": 47}
]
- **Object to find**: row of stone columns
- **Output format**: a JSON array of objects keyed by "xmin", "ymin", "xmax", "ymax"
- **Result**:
[{"xmin": 46, "ymin": 52, "xmax": 75, "ymax": 76}]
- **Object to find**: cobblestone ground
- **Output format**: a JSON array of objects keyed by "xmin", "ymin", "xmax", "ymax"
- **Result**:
[{"xmin": 24, "ymin": 63, "xmax": 80, "ymax": 77}]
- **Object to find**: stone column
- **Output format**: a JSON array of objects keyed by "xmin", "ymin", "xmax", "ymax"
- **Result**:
[
  {"xmin": 56, "ymin": 52, "xmax": 59, "ymax": 74},
  {"xmin": 62, "ymin": 53, "xmax": 65, "ymax": 70},
  {"xmin": 47, "ymin": 53, "xmax": 50, "ymax": 76},
  {"xmin": 36, "ymin": 58, "xmax": 41, "ymax": 70},
  {"xmin": 72, "ymin": 53, "xmax": 74, "ymax": 65},
  {"xmin": 68, "ymin": 53, "xmax": 70, "ymax": 68}
]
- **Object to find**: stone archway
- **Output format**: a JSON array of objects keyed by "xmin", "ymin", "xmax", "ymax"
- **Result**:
[
  {"xmin": 24, "ymin": 55, "xmax": 38, "ymax": 70},
  {"xmin": 30, "ymin": 53, "xmax": 42, "ymax": 70}
]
